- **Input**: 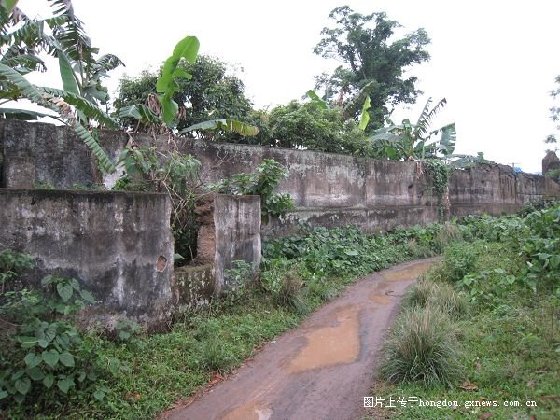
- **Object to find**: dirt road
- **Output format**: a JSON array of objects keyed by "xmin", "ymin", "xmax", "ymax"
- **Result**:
[{"xmin": 163, "ymin": 258, "xmax": 437, "ymax": 420}]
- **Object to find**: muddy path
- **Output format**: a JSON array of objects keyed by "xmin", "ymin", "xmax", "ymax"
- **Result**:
[{"xmin": 163, "ymin": 258, "xmax": 438, "ymax": 420}]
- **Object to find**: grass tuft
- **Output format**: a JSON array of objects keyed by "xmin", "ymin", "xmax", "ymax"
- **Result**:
[{"xmin": 380, "ymin": 306, "xmax": 463, "ymax": 387}]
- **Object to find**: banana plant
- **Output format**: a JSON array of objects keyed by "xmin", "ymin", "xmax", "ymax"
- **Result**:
[
  {"xmin": 120, "ymin": 35, "xmax": 259, "ymax": 137},
  {"xmin": 0, "ymin": 0, "xmax": 121, "ymax": 172},
  {"xmin": 369, "ymin": 97, "xmax": 456, "ymax": 160},
  {"xmin": 0, "ymin": 62, "xmax": 118, "ymax": 172}
]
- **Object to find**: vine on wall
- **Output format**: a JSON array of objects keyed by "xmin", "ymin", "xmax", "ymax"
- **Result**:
[{"xmin": 423, "ymin": 159, "xmax": 450, "ymax": 220}]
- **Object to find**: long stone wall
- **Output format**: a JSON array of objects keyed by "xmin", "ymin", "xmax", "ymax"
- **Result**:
[
  {"xmin": 2, "ymin": 120, "xmax": 558, "ymax": 236},
  {"xmin": 1, "ymin": 120, "xmax": 559, "ymax": 324},
  {"xmin": 0, "ymin": 189, "xmax": 174, "ymax": 329}
]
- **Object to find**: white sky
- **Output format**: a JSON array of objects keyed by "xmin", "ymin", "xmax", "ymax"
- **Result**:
[{"xmin": 18, "ymin": 0, "xmax": 560, "ymax": 173}]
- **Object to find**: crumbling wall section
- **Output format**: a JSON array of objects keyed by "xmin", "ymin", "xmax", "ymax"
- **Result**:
[
  {"xmin": 213, "ymin": 194, "xmax": 261, "ymax": 294},
  {"xmin": 0, "ymin": 189, "xmax": 174, "ymax": 329}
]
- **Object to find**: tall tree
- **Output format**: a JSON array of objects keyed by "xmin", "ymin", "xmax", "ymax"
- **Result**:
[{"xmin": 314, "ymin": 6, "xmax": 430, "ymax": 129}]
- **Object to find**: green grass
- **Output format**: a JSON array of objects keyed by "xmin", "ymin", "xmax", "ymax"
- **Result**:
[
  {"xmin": 367, "ymin": 211, "xmax": 560, "ymax": 420},
  {"xmin": 62, "ymin": 303, "xmax": 300, "ymax": 419},
  {"xmin": 380, "ymin": 306, "xmax": 463, "ymax": 387},
  {"xmin": 3, "ymin": 265, "xmax": 375, "ymax": 419},
  {"xmin": 368, "ymin": 293, "xmax": 560, "ymax": 419}
]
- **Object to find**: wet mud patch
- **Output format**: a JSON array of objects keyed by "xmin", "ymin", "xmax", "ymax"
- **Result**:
[{"xmin": 288, "ymin": 306, "xmax": 359, "ymax": 372}]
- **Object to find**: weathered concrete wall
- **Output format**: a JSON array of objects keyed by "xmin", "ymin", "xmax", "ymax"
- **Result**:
[
  {"xmin": 0, "ymin": 120, "xmax": 124, "ymax": 189},
  {"xmin": 448, "ymin": 163, "xmax": 548, "ymax": 217},
  {"xmin": 0, "ymin": 189, "xmax": 174, "ymax": 329},
  {"xmin": 214, "ymin": 194, "xmax": 261, "ymax": 294},
  {"xmin": 1, "ymin": 120, "xmax": 558, "ymax": 238},
  {"xmin": 174, "ymin": 264, "xmax": 215, "ymax": 309},
  {"xmin": 177, "ymin": 140, "xmax": 442, "ymax": 235}
]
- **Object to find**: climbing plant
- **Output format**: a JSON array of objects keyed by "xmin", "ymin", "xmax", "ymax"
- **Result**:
[{"xmin": 423, "ymin": 159, "xmax": 450, "ymax": 220}]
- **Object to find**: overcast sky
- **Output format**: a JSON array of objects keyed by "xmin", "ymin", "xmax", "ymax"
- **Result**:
[{"xmin": 18, "ymin": 0, "xmax": 560, "ymax": 173}]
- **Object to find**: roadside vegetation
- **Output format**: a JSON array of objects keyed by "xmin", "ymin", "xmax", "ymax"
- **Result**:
[
  {"xmin": 369, "ymin": 200, "xmax": 560, "ymax": 419},
  {"xmin": 2, "ymin": 220, "xmax": 455, "ymax": 418}
]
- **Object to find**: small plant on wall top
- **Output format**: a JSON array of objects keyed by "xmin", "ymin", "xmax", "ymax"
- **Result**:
[{"xmin": 209, "ymin": 159, "xmax": 294, "ymax": 221}]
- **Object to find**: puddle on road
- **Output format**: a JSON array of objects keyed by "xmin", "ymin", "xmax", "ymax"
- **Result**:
[
  {"xmin": 382, "ymin": 261, "xmax": 433, "ymax": 282},
  {"xmin": 221, "ymin": 401, "xmax": 272, "ymax": 420},
  {"xmin": 369, "ymin": 294, "xmax": 391, "ymax": 304},
  {"xmin": 288, "ymin": 306, "xmax": 359, "ymax": 373}
]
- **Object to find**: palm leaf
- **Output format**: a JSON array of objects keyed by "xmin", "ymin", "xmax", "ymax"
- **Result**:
[
  {"xmin": 182, "ymin": 118, "xmax": 259, "ymax": 136},
  {"xmin": 1, "ymin": 53, "xmax": 46, "ymax": 74},
  {"xmin": 57, "ymin": 50, "xmax": 79, "ymax": 94},
  {"xmin": 0, "ymin": 63, "xmax": 114, "ymax": 173},
  {"xmin": 157, "ymin": 35, "xmax": 199, "ymax": 126},
  {"xmin": 306, "ymin": 90, "xmax": 328, "ymax": 109},
  {"xmin": 438, "ymin": 123, "xmax": 456, "ymax": 156},
  {"xmin": 40, "ymin": 87, "xmax": 118, "ymax": 128},
  {"xmin": 117, "ymin": 104, "xmax": 161, "ymax": 124},
  {"xmin": 358, "ymin": 95, "xmax": 371, "ymax": 131},
  {"xmin": 413, "ymin": 97, "xmax": 447, "ymax": 140},
  {"xmin": 0, "ymin": 107, "xmax": 55, "ymax": 120}
]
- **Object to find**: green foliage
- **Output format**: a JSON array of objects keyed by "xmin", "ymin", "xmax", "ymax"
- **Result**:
[
  {"xmin": 376, "ymin": 228, "xmax": 560, "ymax": 419},
  {"xmin": 369, "ymin": 98, "xmax": 455, "ymax": 160},
  {"xmin": 115, "ymin": 54, "xmax": 256, "ymax": 140},
  {"xmin": 521, "ymin": 205, "xmax": 560, "ymax": 295},
  {"xmin": 260, "ymin": 259, "xmax": 306, "ymax": 313},
  {"xmin": 0, "ymin": 1, "xmax": 122, "ymax": 173},
  {"xmin": 156, "ymin": 35, "xmax": 200, "ymax": 126},
  {"xmin": 114, "ymin": 319, "xmax": 141, "ymax": 344},
  {"xmin": 114, "ymin": 145, "xmax": 201, "ymax": 263},
  {"xmin": 314, "ymin": 6, "xmax": 430, "ymax": 129},
  {"xmin": 183, "ymin": 118, "xmax": 259, "ymax": 137},
  {"xmin": 0, "ymin": 249, "xmax": 34, "ymax": 288},
  {"xmin": 209, "ymin": 159, "xmax": 295, "ymax": 220},
  {"xmin": 380, "ymin": 306, "xmax": 463, "ymax": 387},
  {"xmin": 264, "ymin": 224, "xmax": 446, "ymax": 278},
  {"xmin": 0, "ymin": 251, "xmax": 117, "ymax": 410},
  {"xmin": 441, "ymin": 204, "xmax": 560, "ymax": 299},
  {"xmin": 260, "ymin": 100, "xmax": 370, "ymax": 155},
  {"xmin": 423, "ymin": 159, "xmax": 449, "ymax": 198}
]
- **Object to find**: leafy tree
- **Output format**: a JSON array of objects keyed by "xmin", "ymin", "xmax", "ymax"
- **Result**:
[
  {"xmin": 114, "ymin": 55, "xmax": 253, "ymax": 138},
  {"xmin": 262, "ymin": 100, "xmax": 370, "ymax": 155},
  {"xmin": 314, "ymin": 6, "xmax": 430, "ymax": 130}
]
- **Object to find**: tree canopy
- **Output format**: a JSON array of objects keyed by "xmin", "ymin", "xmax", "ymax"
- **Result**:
[
  {"xmin": 314, "ymin": 6, "xmax": 430, "ymax": 130},
  {"xmin": 114, "ymin": 55, "xmax": 253, "ymax": 138}
]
